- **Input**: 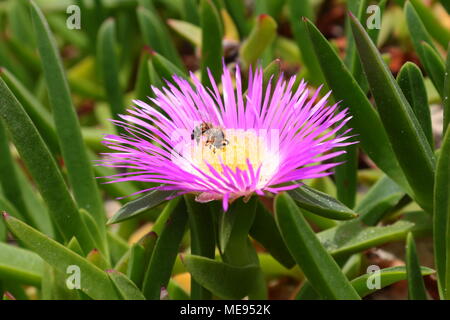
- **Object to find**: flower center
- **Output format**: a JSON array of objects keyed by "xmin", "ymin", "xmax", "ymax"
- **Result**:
[
  {"xmin": 176, "ymin": 128, "xmax": 280, "ymax": 189},
  {"xmin": 194, "ymin": 129, "xmax": 265, "ymax": 172}
]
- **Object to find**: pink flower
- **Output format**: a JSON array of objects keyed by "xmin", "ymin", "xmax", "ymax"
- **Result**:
[{"xmin": 99, "ymin": 65, "xmax": 354, "ymax": 210}]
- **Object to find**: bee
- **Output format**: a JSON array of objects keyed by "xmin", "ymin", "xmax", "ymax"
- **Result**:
[{"xmin": 191, "ymin": 122, "xmax": 229, "ymax": 153}]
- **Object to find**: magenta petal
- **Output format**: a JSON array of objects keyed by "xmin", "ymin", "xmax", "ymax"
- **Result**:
[{"xmin": 98, "ymin": 63, "xmax": 356, "ymax": 210}]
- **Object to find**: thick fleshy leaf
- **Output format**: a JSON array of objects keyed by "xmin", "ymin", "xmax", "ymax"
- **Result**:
[
  {"xmin": 67, "ymin": 237, "xmax": 84, "ymax": 256},
  {"xmin": 409, "ymin": 0, "xmax": 450, "ymax": 47},
  {"xmin": 223, "ymin": 0, "xmax": 249, "ymax": 38},
  {"xmin": 0, "ymin": 78, "xmax": 95, "ymax": 252},
  {"xmin": 167, "ymin": 19, "xmax": 201, "ymax": 47},
  {"xmin": 304, "ymin": 18, "xmax": 411, "ymax": 194},
  {"xmin": 0, "ymin": 242, "xmax": 43, "ymax": 287},
  {"xmin": 249, "ymin": 200, "xmax": 295, "ymax": 269},
  {"xmin": 126, "ymin": 242, "xmax": 147, "ymax": 288},
  {"xmin": 107, "ymin": 231, "xmax": 129, "ymax": 266},
  {"xmin": 181, "ymin": 0, "xmax": 200, "ymax": 25},
  {"xmin": 296, "ymin": 253, "xmax": 363, "ymax": 300},
  {"xmin": 444, "ymin": 44, "xmax": 450, "ymax": 134},
  {"xmin": 434, "ymin": 126, "xmax": 450, "ymax": 299},
  {"xmin": 142, "ymin": 200, "xmax": 187, "ymax": 299},
  {"xmin": 421, "ymin": 41, "xmax": 446, "ymax": 98},
  {"xmin": 182, "ymin": 254, "xmax": 259, "ymax": 300},
  {"xmin": 137, "ymin": 6, "xmax": 183, "ymax": 69},
  {"xmin": 404, "ymin": 2, "xmax": 438, "ymax": 59},
  {"xmin": 134, "ymin": 48, "xmax": 153, "ymax": 101},
  {"xmin": 107, "ymin": 270, "xmax": 145, "ymax": 300},
  {"xmin": 97, "ymin": 18, "xmax": 124, "ymax": 121},
  {"xmin": 30, "ymin": 1, "xmax": 106, "ymax": 241},
  {"xmin": 218, "ymin": 197, "xmax": 256, "ymax": 258},
  {"xmin": 318, "ymin": 211, "xmax": 431, "ymax": 258},
  {"xmin": 287, "ymin": 0, "xmax": 325, "ymax": 87},
  {"xmin": 274, "ymin": 193, "xmax": 360, "ymax": 300},
  {"xmin": 107, "ymin": 190, "xmax": 177, "ymax": 224},
  {"xmin": 167, "ymin": 279, "xmax": 190, "ymax": 300},
  {"xmin": 287, "ymin": 184, "xmax": 358, "ymax": 221},
  {"xmin": 0, "ymin": 121, "xmax": 30, "ymax": 224},
  {"xmin": 150, "ymin": 51, "xmax": 188, "ymax": 81},
  {"xmin": 350, "ymin": 13, "xmax": 436, "ymax": 213},
  {"xmin": 406, "ymin": 232, "xmax": 428, "ymax": 300},
  {"xmin": 397, "ymin": 62, "xmax": 433, "ymax": 148},
  {"xmin": 216, "ymin": 197, "xmax": 267, "ymax": 299},
  {"xmin": 3, "ymin": 214, "xmax": 120, "ymax": 300},
  {"xmin": 200, "ymin": 0, "xmax": 223, "ymax": 85},
  {"xmin": 0, "ymin": 68, "xmax": 59, "ymax": 155},
  {"xmin": 185, "ymin": 195, "xmax": 215, "ymax": 299},
  {"xmin": 14, "ymin": 161, "xmax": 54, "ymax": 237},
  {"xmin": 344, "ymin": 0, "xmax": 387, "ymax": 93},
  {"xmin": 356, "ymin": 175, "xmax": 405, "ymax": 226},
  {"xmin": 350, "ymin": 266, "xmax": 434, "ymax": 298},
  {"xmin": 333, "ymin": 137, "xmax": 358, "ymax": 208},
  {"xmin": 86, "ymin": 248, "xmax": 110, "ymax": 270},
  {"xmin": 404, "ymin": 1, "xmax": 445, "ymax": 99},
  {"xmin": 239, "ymin": 14, "xmax": 277, "ymax": 67}
]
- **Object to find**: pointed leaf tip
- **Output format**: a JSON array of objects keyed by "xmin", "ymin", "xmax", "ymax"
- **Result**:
[{"xmin": 3, "ymin": 292, "xmax": 16, "ymax": 300}]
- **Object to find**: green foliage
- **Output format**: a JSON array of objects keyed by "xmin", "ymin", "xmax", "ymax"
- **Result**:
[{"xmin": 0, "ymin": 0, "xmax": 446, "ymax": 302}]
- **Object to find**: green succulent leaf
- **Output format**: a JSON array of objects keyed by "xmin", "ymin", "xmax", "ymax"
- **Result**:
[
  {"xmin": 3, "ymin": 214, "xmax": 120, "ymax": 300},
  {"xmin": 350, "ymin": 266, "xmax": 434, "ymax": 298},
  {"xmin": 409, "ymin": 0, "xmax": 450, "ymax": 47},
  {"xmin": 126, "ymin": 242, "xmax": 146, "ymax": 288},
  {"xmin": 97, "ymin": 18, "xmax": 124, "ymax": 121},
  {"xmin": 406, "ymin": 232, "xmax": 428, "ymax": 300},
  {"xmin": 0, "ymin": 242, "xmax": 43, "ymax": 287},
  {"xmin": 350, "ymin": 13, "xmax": 435, "ymax": 213},
  {"xmin": 182, "ymin": 254, "xmax": 259, "ymax": 300},
  {"xmin": 137, "ymin": 6, "xmax": 184, "ymax": 69},
  {"xmin": 240, "ymin": 14, "xmax": 277, "ymax": 67},
  {"xmin": 422, "ymin": 41, "xmax": 446, "ymax": 98},
  {"xmin": 0, "ymin": 121, "xmax": 30, "ymax": 224},
  {"xmin": 200, "ymin": 0, "xmax": 223, "ymax": 85},
  {"xmin": 397, "ymin": 62, "xmax": 433, "ymax": 148},
  {"xmin": 444, "ymin": 44, "xmax": 450, "ymax": 134},
  {"xmin": 107, "ymin": 270, "xmax": 145, "ymax": 300},
  {"xmin": 223, "ymin": 0, "xmax": 249, "ymax": 38},
  {"xmin": 167, "ymin": 279, "xmax": 190, "ymax": 300},
  {"xmin": 0, "ymin": 78, "xmax": 95, "ymax": 252},
  {"xmin": 249, "ymin": 200, "xmax": 295, "ymax": 269},
  {"xmin": 405, "ymin": 1, "xmax": 445, "ymax": 98},
  {"xmin": 150, "ymin": 50, "xmax": 189, "ymax": 81},
  {"xmin": 304, "ymin": 18, "xmax": 411, "ymax": 194},
  {"xmin": 274, "ymin": 193, "xmax": 360, "ymax": 300},
  {"xmin": 185, "ymin": 194, "xmax": 215, "ymax": 299},
  {"xmin": 107, "ymin": 189, "xmax": 177, "ymax": 224},
  {"xmin": 317, "ymin": 217, "xmax": 421, "ymax": 258},
  {"xmin": 404, "ymin": 1, "xmax": 438, "ymax": 59},
  {"xmin": 86, "ymin": 248, "xmax": 110, "ymax": 271},
  {"xmin": 434, "ymin": 126, "xmax": 450, "ymax": 299},
  {"xmin": 356, "ymin": 175, "xmax": 406, "ymax": 226},
  {"xmin": 29, "ymin": 0, "xmax": 106, "ymax": 244},
  {"xmin": 0, "ymin": 68, "xmax": 59, "ymax": 155},
  {"xmin": 287, "ymin": 184, "xmax": 358, "ymax": 221},
  {"xmin": 142, "ymin": 199, "xmax": 187, "ymax": 299},
  {"xmin": 167, "ymin": 19, "xmax": 201, "ymax": 47},
  {"xmin": 287, "ymin": 0, "xmax": 325, "ymax": 87}
]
